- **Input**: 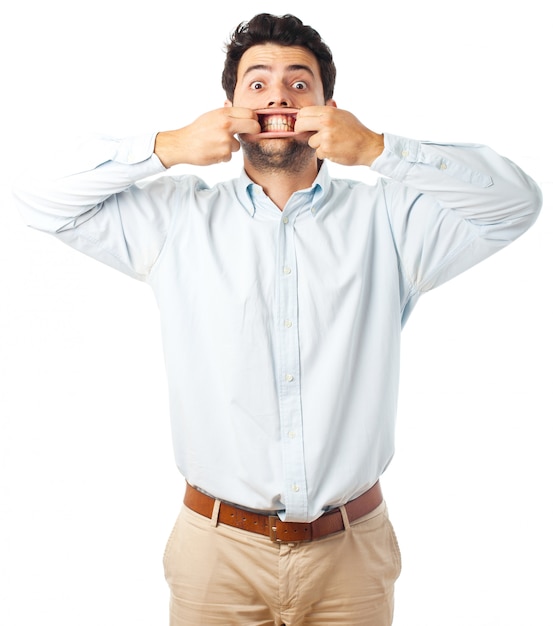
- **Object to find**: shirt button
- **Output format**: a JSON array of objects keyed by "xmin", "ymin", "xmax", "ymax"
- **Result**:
[
  {"xmin": 292, "ymin": 484, "xmax": 300, "ymax": 493},
  {"xmin": 311, "ymin": 207, "xmax": 316, "ymax": 214},
  {"xmin": 401, "ymin": 149, "xmax": 409, "ymax": 157},
  {"xmin": 288, "ymin": 431, "xmax": 296, "ymax": 438},
  {"xmin": 283, "ymin": 266, "xmax": 292, "ymax": 275},
  {"xmin": 284, "ymin": 319, "xmax": 293, "ymax": 328},
  {"xmin": 283, "ymin": 216, "xmax": 289, "ymax": 224},
  {"xmin": 285, "ymin": 374, "xmax": 294, "ymax": 382},
  {"xmin": 440, "ymin": 162, "xmax": 448, "ymax": 170}
]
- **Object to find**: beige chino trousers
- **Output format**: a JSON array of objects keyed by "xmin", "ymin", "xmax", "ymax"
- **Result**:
[{"xmin": 163, "ymin": 499, "xmax": 401, "ymax": 625}]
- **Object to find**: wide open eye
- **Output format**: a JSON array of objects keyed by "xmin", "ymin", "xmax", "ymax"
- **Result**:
[
  {"xmin": 250, "ymin": 81, "xmax": 264, "ymax": 91},
  {"xmin": 292, "ymin": 81, "xmax": 308, "ymax": 90}
]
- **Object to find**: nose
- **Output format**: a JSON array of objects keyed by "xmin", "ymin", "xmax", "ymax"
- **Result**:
[
  {"xmin": 265, "ymin": 83, "xmax": 291, "ymax": 108},
  {"xmin": 267, "ymin": 99, "xmax": 289, "ymax": 107}
]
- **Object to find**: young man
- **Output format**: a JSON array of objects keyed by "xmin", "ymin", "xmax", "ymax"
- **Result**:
[{"xmin": 13, "ymin": 12, "xmax": 541, "ymax": 626}]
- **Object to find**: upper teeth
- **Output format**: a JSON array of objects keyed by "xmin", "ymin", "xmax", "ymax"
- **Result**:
[{"xmin": 262, "ymin": 114, "xmax": 295, "ymax": 132}]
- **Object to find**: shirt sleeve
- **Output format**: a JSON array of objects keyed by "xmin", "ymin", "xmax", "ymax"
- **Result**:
[
  {"xmin": 371, "ymin": 133, "xmax": 542, "ymax": 301},
  {"xmin": 12, "ymin": 133, "xmax": 175, "ymax": 281}
]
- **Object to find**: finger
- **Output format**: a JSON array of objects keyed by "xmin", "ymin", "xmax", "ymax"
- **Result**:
[
  {"xmin": 294, "ymin": 117, "xmax": 323, "ymax": 134},
  {"xmin": 232, "ymin": 119, "xmax": 262, "ymax": 135},
  {"xmin": 227, "ymin": 107, "xmax": 259, "ymax": 126},
  {"xmin": 295, "ymin": 107, "xmax": 332, "ymax": 134},
  {"xmin": 214, "ymin": 137, "xmax": 240, "ymax": 164},
  {"xmin": 227, "ymin": 106, "xmax": 259, "ymax": 120},
  {"xmin": 296, "ymin": 105, "xmax": 329, "ymax": 119},
  {"xmin": 307, "ymin": 132, "xmax": 322, "ymax": 149},
  {"xmin": 227, "ymin": 111, "xmax": 261, "ymax": 135},
  {"xmin": 213, "ymin": 107, "xmax": 258, "ymax": 135}
]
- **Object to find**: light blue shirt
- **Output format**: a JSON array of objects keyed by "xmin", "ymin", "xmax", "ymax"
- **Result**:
[{"xmin": 13, "ymin": 132, "xmax": 541, "ymax": 521}]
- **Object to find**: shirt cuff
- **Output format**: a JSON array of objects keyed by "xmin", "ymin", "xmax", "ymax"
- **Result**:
[
  {"xmin": 67, "ymin": 132, "xmax": 165, "ymax": 179},
  {"xmin": 370, "ymin": 133, "xmax": 420, "ymax": 181},
  {"xmin": 371, "ymin": 133, "xmax": 495, "ymax": 190},
  {"xmin": 113, "ymin": 132, "xmax": 159, "ymax": 165}
]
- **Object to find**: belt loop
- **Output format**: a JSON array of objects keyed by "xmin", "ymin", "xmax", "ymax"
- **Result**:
[
  {"xmin": 339, "ymin": 505, "xmax": 351, "ymax": 531},
  {"xmin": 210, "ymin": 499, "xmax": 221, "ymax": 527}
]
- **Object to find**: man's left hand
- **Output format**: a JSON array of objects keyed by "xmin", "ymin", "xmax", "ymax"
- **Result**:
[{"xmin": 294, "ymin": 106, "xmax": 384, "ymax": 167}]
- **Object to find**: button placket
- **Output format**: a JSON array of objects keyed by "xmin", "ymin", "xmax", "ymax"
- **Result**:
[{"xmin": 275, "ymin": 203, "xmax": 308, "ymax": 519}]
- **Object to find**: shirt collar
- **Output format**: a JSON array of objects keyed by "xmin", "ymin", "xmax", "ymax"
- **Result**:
[{"xmin": 235, "ymin": 162, "xmax": 330, "ymax": 219}]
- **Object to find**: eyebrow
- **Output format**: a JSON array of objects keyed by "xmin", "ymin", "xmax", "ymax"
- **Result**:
[{"xmin": 242, "ymin": 64, "xmax": 316, "ymax": 78}]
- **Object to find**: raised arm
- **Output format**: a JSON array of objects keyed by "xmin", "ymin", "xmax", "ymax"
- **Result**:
[
  {"xmin": 12, "ymin": 107, "xmax": 261, "ymax": 279},
  {"xmin": 154, "ymin": 107, "xmax": 260, "ymax": 167},
  {"xmin": 373, "ymin": 133, "xmax": 542, "ymax": 305},
  {"xmin": 295, "ymin": 105, "xmax": 541, "ymax": 309}
]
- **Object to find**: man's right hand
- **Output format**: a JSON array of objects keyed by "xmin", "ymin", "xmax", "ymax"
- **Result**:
[{"xmin": 154, "ymin": 107, "xmax": 260, "ymax": 168}]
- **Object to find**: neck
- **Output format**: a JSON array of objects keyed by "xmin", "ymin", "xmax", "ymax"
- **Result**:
[{"xmin": 244, "ymin": 156, "xmax": 319, "ymax": 211}]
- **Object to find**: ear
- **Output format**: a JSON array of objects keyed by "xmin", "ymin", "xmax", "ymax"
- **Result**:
[
  {"xmin": 224, "ymin": 99, "xmax": 232, "ymax": 108},
  {"xmin": 326, "ymin": 99, "xmax": 338, "ymax": 108}
]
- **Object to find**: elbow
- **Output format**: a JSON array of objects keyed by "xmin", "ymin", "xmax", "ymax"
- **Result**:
[
  {"xmin": 500, "ymin": 169, "xmax": 543, "ymax": 235},
  {"xmin": 519, "ymin": 178, "xmax": 543, "ymax": 231},
  {"xmin": 477, "ymin": 176, "xmax": 543, "ymax": 245}
]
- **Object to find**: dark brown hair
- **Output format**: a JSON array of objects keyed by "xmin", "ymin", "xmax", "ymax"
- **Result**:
[{"xmin": 222, "ymin": 13, "xmax": 336, "ymax": 102}]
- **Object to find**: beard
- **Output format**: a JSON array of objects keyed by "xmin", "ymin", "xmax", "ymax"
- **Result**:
[{"xmin": 239, "ymin": 136, "xmax": 315, "ymax": 174}]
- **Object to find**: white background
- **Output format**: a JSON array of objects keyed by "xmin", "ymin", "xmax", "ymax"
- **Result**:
[{"xmin": 1, "ymin": 1, "xmax": 551, "ymax": 624}]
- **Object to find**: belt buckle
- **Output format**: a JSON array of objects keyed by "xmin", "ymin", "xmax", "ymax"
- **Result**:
[{"xmin": 268, "ymin": 515, "xmax": 281, "ymax": 542}]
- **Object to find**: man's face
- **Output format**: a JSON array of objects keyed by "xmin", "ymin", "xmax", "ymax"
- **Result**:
[{"xmin": 228, "ymin": 43, "xmax": 335, "ymax": 171}]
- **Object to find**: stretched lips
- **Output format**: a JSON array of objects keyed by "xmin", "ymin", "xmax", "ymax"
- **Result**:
[{"xmin": 255, "ymin": 108, "xmax": 299, "ymax": 134}]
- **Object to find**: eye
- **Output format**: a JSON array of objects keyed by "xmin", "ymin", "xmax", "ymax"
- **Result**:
[
  {"xmin": 250, "ymin": 81, "xmax": 264, "ymax": 91},
  {"xmin": 292, "ymin": 81, "xmax": 308, "ymax": 90}
]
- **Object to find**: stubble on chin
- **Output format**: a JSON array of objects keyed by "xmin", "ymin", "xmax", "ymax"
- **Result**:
[{"xmin": 239, "ymin": 137, "xmax": 315, "ymax": 175}]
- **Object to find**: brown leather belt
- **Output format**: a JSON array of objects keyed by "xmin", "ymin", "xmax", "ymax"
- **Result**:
[{"xmin": 184, "ymin": 481, "xmax": 383, "ymax": 543}]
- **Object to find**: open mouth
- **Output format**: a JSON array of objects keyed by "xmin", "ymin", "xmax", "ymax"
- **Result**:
[{"xmin": 255, "ymin": 108, "xmax": 299, "ymax": 136}]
